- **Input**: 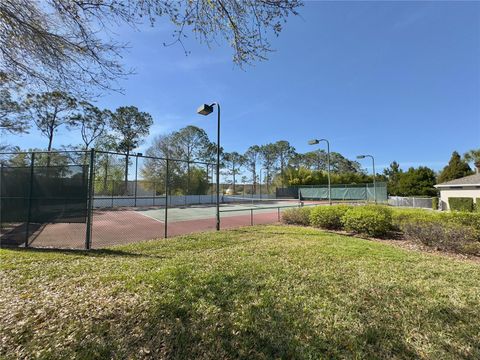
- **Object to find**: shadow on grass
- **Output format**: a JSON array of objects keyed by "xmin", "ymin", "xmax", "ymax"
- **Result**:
[
  {"xmin": 141, "ymin": 271, "xmax": 479, "ymax": 359},
  {"xmin": 5, "ymin": 236, "xmax": 479, "ymax": 359},
  {"xmin": 124, "ymin": 269, "xmax": 426, "ymax": 359},
  {"xmin": 1, "ymin": 246, "xmax": 169, "ymax": 260}
]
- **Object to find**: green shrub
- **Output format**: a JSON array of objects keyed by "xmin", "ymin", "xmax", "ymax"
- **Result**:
[
  {"xmin": 476, "ymin": 198, "xmax": 480, "ymax": 212},
  {"xmin": 398, "ymin": 217, "xmax": 480, "ymax": 255},
  {"xmin": 449, "ymin": 197, "xmax": 474, "ymax": 212},
  {"xmin": 391, "ymin": 208, "xmax": 433, "ymax": 225},
  {"xmin": 390, "ymin": 207, "xmax": 480, "ymax": 254},
  {"xmin": 342, "ymin": 206, "xmax": 393, "ymax": 237},
  {"xmin": 440, "ymin": 211, "xmax": 480, "ymax": 237},
  {"xmin": 310, "ymin": 205, "xmax": 352, "ymax": 230},
  {"xmin": 392, "ymin": 207, "xmax": 480, "ymax": 228},
  {"xmin": 432, "ymin": 197, "xmax": 439, "ymax": 210},
  {"xmin": 281, "ymin": 207, "xmax": 313, "ymax": 226}
]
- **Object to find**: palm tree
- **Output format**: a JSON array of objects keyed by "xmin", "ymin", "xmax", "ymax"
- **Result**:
[{"xmin": 464, "ymin": 149, "xmax": 480, "ymax": 173}]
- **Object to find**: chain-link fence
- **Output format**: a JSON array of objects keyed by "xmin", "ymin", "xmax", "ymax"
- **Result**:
[
  {"xmin": 2, "ymin": 149, "xmax": 388, "ymax": 250},
  {"xmin": 388, "ymin": 196, "xmax": 434, "ymax": 209},
  {"xmin": 277, "ymin": 183, "xmax": 388, "ymax": 203},
  {"xmin": 1, "ymin": 150, "xmax": 91, "ymax": 248}
]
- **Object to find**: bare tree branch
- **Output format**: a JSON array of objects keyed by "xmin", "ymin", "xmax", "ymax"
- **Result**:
[{"xmin": 0, "ymin": 1, "xmax": 301, "ymax": 95}]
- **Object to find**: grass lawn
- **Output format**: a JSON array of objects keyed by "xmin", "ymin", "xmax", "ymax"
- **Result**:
[{"xmin": 1, "ymin": 225, "xmax": 480, "ymax": 359}]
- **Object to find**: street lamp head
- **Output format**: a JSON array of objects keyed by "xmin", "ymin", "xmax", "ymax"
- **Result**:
[
  {"xmin": 308, "ymin": 139, "xmax": 319, "ymax": 145},
  {"xmin": 197, "ymin": 104, "xmax": 214, "ymax": 116},
  {"xmin": 357, "ymin": 155, "xmax": 366, "ymax": 159}
]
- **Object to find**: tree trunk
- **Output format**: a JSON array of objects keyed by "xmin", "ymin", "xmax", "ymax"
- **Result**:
[
  {"xmin": 103, "ymin": 157, "xmax": 108, "ymax": 193},
  {"xmin": 47, "ymin": 134, "xmax": 53, "ymax": 151},
  {"xmin": 46, "ymin": 130, "xmax": 54, "ymax": 168},
  {"xmin": 232, "ymin": 161, "xmax": 236, "ymax": 194},
  {"xmin": 280, "ymin": 156, "xmax": 284, "ymax": 187},
  {"xmin": 187, "ymin": 161, "xmax": 190, "ymax": 195},
  {"xmin": 125, "ymin": 150, "xmax": 129, "ymax": 195},
  {"xmin": 266, "ymin": 168, "xmax": 269, "ymax": 194}
]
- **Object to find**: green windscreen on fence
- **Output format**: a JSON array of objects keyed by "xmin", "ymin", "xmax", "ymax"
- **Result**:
[
  {"xmin": 298, "ymin": 182, "xmax": 387, "ymax": 202},
  {"xmin": 0, "ymin": 165, "xmax": 89, "ymax": 223}
]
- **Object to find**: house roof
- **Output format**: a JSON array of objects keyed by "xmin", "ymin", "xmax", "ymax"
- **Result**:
[{"xmin": 435, "ymin": 173, "xmax": 480, "ymax": 188}]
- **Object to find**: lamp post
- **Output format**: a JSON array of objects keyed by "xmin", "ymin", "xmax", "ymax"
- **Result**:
[
  {"xmin": 197, "ymin": 103, "xmax": 221, "ymax": 230},
  {"xmin": 308, "ymin": 139, "xmax": 331, "ymax": 205},
  {"xmin": 357, "ymin": 154, "xmax": 376, "ymax": 204}
]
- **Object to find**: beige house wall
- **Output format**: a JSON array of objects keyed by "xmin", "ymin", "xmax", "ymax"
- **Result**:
[{"xmin": 438, "ymin": 186, "xmax": 480, "ymax": 210}]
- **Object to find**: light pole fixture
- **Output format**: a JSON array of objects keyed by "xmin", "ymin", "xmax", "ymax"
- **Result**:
[
  {"xmin": 197, "ymin": 103, "xmax": 221, "ymax": 230},
  {"xmin": 308, "ymin": 138, "xmax": 331, "ymax": 205},
  {"xmin": 357, "ymin": 154, "xmax": 376, "ymax": 204}
]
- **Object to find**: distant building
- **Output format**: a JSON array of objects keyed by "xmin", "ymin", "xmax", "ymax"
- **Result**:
[{"xmin": 434, "ymin": 173, "xmax": 480, "ymax": 210}]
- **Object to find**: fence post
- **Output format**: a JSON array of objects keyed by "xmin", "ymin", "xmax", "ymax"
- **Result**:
[
  {"xmin": 412, "ymin": 197, "xmax": 415, "ymax": 208},
  {"xmin": 111, "ymin": 178, "xmax": 114, "ymax": 207},
  {"xmin": 24, "ymin": 152, "xmax": 35, "ymax": 248},
  {"xmin": 85, "ymin": 149, "xmax": 95, "ymax": 250},
  {"xmin": 164, "ymin": 159, "xmax": 169, "ymax": 238},
  {"xmin": 211, "ymin": 165, "xmax": 214, "ymax": 204},
  {"xmin": 250, "ymin": 209, "xmax": 253, "ymax": 226},
  {"xmin": 134, "ymin": 154, "xmax": 139, "ymax": 207},
  {"xmin": 153, "ymin": 182, "xmax": 156, "ymax": 206}
]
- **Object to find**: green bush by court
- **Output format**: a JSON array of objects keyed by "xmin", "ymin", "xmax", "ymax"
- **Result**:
[
  {"xmin": 449, "ymin": 197, "xmax": 474, "ymax": 212},
  {"xmin": 310, "ymin": 205, "xmax": 351, "ymax": 230},
  {"xmin": 341, "ymin": 205, "xmax": 393, "ymax": 237}
]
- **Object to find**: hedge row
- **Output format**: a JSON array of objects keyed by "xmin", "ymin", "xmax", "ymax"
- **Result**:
[
  {"xmin": 284, "ymin": 205, "xmax": 394, "ymax": 238},
  {"xmin": 392, "ymin": 208, "xmax": 480, "ymax": 254},
  {"xmin": 281, "ymin": 205, "xmax": 480, "ymax": 255},
  {"xmin": 449, "ymin": 197, "xmax": 474, "ymax": 212}
]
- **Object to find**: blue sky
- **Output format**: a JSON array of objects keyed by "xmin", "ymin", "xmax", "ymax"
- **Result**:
[{"xmin": 11, "ymin": 1, "xmax": 480, "ymax": 172}]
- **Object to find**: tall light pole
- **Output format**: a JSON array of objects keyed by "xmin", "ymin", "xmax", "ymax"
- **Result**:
[
  {"xmin": 357, "ymin": 154, "xmax": 376, "ymax": 204},
  {"xmin": 308, "ymin": 139, "xmax": 331, "ymax": 205},
  {"xmin": 197, "ymin": 103, "xmax": 221, "ymax": 230}
]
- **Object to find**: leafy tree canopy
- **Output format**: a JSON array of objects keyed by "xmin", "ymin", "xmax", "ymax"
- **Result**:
[
  {"xmin": 110, "ymin": 106, "xmax": 153, "ymax": 154},
  {"xmin": 71, "ymin": 102, "xmax": 112, "ymax": 150},
  {"xmin": 464, "ymin": 149, "xmax": 480, "ymax": 172},
  {"xmin": 438, "ymin": 151, "xmax": 473, "ymax": 183},
  {"xmin": 0, "ymin": 77, "xmax": 28, "ymax": 135},
  {"xmin": 24, "ymin": 91, "xmax": 77, "ymax": 151},
  {"xmin": 396, "ymin": 166, "xmax": 437, "ymax": 197}
]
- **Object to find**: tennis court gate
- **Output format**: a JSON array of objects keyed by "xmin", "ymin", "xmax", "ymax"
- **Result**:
[{"xmin": 0, "ymin": 149, "xmax": 221, "ymax": 249}]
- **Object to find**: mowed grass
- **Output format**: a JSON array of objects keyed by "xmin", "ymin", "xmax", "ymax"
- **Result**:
[{"xmin": 1, "ymin": 226, "xmax": 480, "ymax": 359}]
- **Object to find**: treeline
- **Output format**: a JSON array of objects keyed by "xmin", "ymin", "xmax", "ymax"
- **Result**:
[
  {"xmin": 1, "ymin": 89, "xmax": 153, "ymax": 190},
  {"xmin": 2, "ymin": 87, "xmax": 479, "ymax": 197},
  {"xmin": 141, "ymin": 126, "xmax": 373, "ymax": 195},
  {"xmin": 383, "ymin": 151, "xmax": 477, "ymax": 197}
]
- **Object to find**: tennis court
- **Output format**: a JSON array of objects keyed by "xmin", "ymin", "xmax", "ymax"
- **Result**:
[
  {"xmin": 137, "ymin": 198, "xmax": 301, "ymax": 221},
  {"xmin": 5, "ymin": 198, "xmax": 305, "ymax": 249},
  {"xmin": 0, "ymin": 149, "xmax": 386, "ymax": 250}
]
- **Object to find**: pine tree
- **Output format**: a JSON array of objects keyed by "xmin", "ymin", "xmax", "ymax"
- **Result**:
[{"xmin": 438, "ymin": 151, "xmax": 473, "ymax": 183}]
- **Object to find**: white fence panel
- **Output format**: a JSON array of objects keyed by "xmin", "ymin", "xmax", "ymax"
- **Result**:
[{"xmin": 388, "ymin": 196, "xmax": 433, "ymax": 209}]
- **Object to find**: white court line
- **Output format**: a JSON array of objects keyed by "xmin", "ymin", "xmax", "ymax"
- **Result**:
[{"xmin": 135, "ymin": 210, "xmax": 165, "ymax": 224}]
